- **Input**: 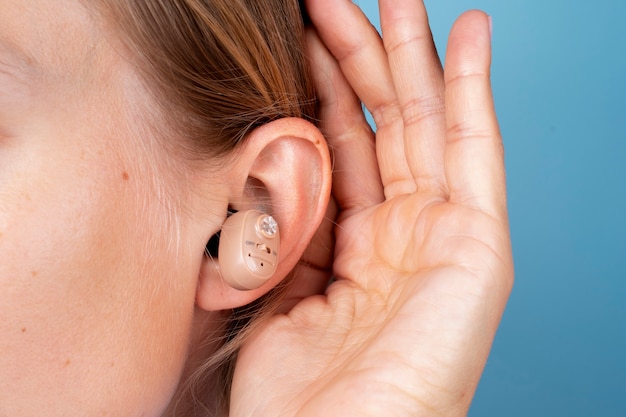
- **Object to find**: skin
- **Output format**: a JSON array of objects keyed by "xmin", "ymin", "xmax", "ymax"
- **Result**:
[
  {"xmin": 0, "ymin": 1, "xmax": 330, "ymax": 415},
  {"xmin": 0, "ymin": 0, "xmax": 512, "ymax": 416},
  {"xmin": 230, "ymin": 1, "xmax": 513, "ymax": 416},
  {"xmin": 0, "ymin": 1, "xmax": 229, "ymax": 415}
]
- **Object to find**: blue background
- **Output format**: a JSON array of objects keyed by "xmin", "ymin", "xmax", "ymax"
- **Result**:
[{"xmin": 358, "ymin": 1, "xmax": 626, "ymax": 416}]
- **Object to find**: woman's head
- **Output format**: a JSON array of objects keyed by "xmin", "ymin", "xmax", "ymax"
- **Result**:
[{"xmin": 0, "ymin": 0, "xmax": 330, "ymax": 415}]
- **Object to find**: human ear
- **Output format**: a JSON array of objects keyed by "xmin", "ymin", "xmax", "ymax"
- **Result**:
[{"xmin": 196, "ymin": 117, "xmax": 332, "ymax": 311}]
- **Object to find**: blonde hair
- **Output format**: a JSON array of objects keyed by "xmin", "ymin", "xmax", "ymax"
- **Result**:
[
  {"xmin": 95, "ymin": 0, "xmax": 316, "ymax": 156},
  {"xmin": 87, "ymin": 0, "xmax": 316, "ymax": 414}
]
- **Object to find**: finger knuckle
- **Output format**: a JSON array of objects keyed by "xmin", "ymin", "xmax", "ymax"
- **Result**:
[
  {"xmin": 371, "ymin": 100, "xmax": 403, "ymax": 130},
  {"xmin": 446, "ymin": 120, "xmax": 493, "ymax": 145},
  {"xmin": 385, "ymin": 31, "xmax": 432, "ymax": 55},
  {"xmin": 401, "ymin": 95, "xmax": 446, "ymax": 128}
]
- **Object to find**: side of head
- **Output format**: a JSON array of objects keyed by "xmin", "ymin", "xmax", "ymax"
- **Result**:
[{"xmin": 0, "ymin": 0, "xmax": 330, "ymax": 416}]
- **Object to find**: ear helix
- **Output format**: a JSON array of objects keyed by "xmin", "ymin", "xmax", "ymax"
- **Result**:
[{"xmin": 217, "ymin": 210, "xmax": 280, "ymax": 291}]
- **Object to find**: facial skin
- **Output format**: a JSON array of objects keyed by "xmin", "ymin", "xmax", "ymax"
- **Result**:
[{"xmin": 0, "ymin": 1, "xmax": 227, "ymax": 415}]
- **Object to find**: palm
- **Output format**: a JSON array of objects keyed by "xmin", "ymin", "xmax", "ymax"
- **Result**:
[
  {"xmin": 230, "ymin": 1, "xmax": 513, "ymax": 416},
  {"xmin": 336, "ymin": 195, "xmax": 502, "ymax": 281},
  {"xmin": 232, "ymin": 200, "xmax": 508, "ymax": 416}
]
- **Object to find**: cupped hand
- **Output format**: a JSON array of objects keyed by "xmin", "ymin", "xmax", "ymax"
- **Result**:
[{"xmin": 230, "ymin": 1, "xmax": 513, "ymax": 416}]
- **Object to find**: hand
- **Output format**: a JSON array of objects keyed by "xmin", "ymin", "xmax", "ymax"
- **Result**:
[{"xmin": 230, "ymin": 1, "xmax": 513, "ymax": 416}]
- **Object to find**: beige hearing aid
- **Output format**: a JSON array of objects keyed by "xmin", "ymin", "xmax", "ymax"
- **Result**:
[{"xmin": 218, "ymin": 210, "xmax": 280, "ymax": 291}]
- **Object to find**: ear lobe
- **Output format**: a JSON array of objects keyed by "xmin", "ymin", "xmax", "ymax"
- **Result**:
[{"xmin": 196, "ymin": 117, "xmax": 332, "ymax": 311}]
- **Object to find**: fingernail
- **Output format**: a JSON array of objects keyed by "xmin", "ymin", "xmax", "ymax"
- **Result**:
[{"xmin": 488, "ymin": 15, "xmax": 493, "ymax": 41}]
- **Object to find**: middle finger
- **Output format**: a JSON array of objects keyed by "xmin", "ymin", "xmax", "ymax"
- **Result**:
[{"xmin": 379, "ymin": 0, "xmax": 448, "ymax": 196}]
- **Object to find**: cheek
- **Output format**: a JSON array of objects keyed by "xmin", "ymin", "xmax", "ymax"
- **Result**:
[{"xmin": 0, "ymin": 142, "xmax": 198, "ymax": 415}]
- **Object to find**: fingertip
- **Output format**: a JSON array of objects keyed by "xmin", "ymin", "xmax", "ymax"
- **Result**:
[
  {"xmin": 450, "ymin": 9, "xmax": 492, "ymax": 46},
  {"xmin": 445, "ymin": 10, "xmax": 492, "ymax": 80},
  {"xmin": 456, "ymin": 9, "xmax": 491, "ymax": 27}
]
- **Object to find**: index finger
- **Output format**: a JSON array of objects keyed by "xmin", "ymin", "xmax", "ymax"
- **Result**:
[{"xmin": 306, "ymin": 0, "xmax": 415, "ymax": 198}]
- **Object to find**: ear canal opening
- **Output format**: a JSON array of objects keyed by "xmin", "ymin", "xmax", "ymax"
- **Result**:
[
  {"xmin": 205, "ymin": 231, "xmax": 221, "ymax": 258},
  {"xmin": 204, "ymin": 208, "xmax": 239, "ymax": 258}
]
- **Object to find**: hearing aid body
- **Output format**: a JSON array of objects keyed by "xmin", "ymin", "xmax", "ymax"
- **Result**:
[{"xmin": 218, "ymin": 210, "xmax": 280, "ymax": 290}]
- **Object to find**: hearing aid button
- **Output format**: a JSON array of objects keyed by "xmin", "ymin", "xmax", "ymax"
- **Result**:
[
  {"xmin": 256, "ymin": 243, "xmax": 272, "ymax": 254},
  {"xmin": 257, "ymin": 215, "xmax": 278, "ymax": 239}
]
